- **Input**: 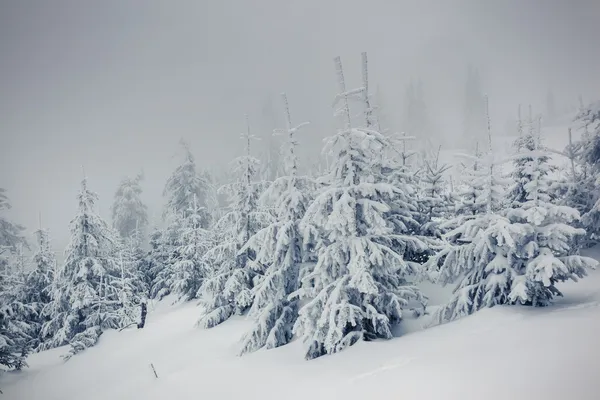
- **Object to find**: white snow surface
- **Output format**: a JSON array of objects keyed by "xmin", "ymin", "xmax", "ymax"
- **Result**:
[{"xmin": 3, "ymin": 248, "xmax": 600, "ymax": 399}]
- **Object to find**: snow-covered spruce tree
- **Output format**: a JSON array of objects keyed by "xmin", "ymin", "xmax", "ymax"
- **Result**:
[
  {"xmin": 107, "ymin": 212, "xmax": 149, "ymax": 322},
  {"xmin": 507, "ymin": 106, "xmax": 553, "ymax": 208},
  {"xmin": 425, "ymin": 100, "xmax": 596, "ymax": 324},
  {"xmin": 293, "ymin": 56, "xmax": 425, "ymax": 360},
  {"xmin": 153, "ymin": 141, "xmax": 215, "ymax": 300},
  {"xmin": 550, "ymin": 128, "xmax": 592, "ymax": 215},
  {"xmin": 505, "ymin": 126, "xmax": 597, "ymax": 306},
  {"xmin": 113, "ymin": 233, "xmax": 148, "ymax": 326},
  {"xmin": 454, "ymin": 142, "xmax": 486, "ymax": 217},
  {"xmin": 149, "ymin": 211, "xmax": 183, "ymax": 300},
  {"xmin": 415, "ymin": 146, "xmax": 452, "ymax": 238},
  {"xmin": 111, "ymin": 173, "xmax": 148, "ymax": 242},
  {"xmin": 197, "ymin": 116, "xmax": 272, "ymax": 329},
  {"xmin": 0, "ymin": 190, "xmax": 33, "ymax": 369},
  {"xmin": 145, "ymin": 228, "xmax": 170, "ymax": 299},
  {"xmin": 425, "ymin": 111, "xmax": 519, "ymax": 322},
  {"xmin": 0, "ymin": 256, "xmax": 35, "ymax": 371},
  {"xmin": 238, "ymin": 93, "xmax": 314, "ymax": 355},
  {"xmin": 170, "ymin": 195, "xmax": 210, "ymax": 302},
  {"xmin": 437, "ymin": 144, "xmax": 488, "ymax": 238},
  {"xmin": 568, "ymin": 101, "xmax": 600, "ymax": 241},
  {"xmin": 0, "ymin": 289, "xmax": 32, "ymax": 371},
  {"xmin": 0, "ymin": 188, "xmax": 28, "ymax": 274},
  {"xmin": 381, "ymin": 135, "xmax": 426, "ymax": 265},
  {"xmin": 40, "ymin": 177, "xmax": 136, "ymax": 359},
  {"xmin": 361, "ymin": 55, "xmax": 425, "ymax": 265},
  {"xmin": 164, "ymin": 140, "xmax": 215, "ymax": 225},
  {"xmin": 21, "ymin": 226, "xmax": 56, "ymax": 350}
]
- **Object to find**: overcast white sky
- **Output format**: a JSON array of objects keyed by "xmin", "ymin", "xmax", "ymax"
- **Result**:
[{"xmin": 1, "ymin": 0, "xmax": 599, "ymax": 250}]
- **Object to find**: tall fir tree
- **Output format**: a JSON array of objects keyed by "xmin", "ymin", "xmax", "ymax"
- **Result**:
[
  {"xmin": 239, "ymin": 93, "xmax": 314, "ymax": 355},
  {"xmin": 505, "ymin": 129, "xmax": 595, "ymax": 306},
  {"xmin": 22, "ymin": 225, "xmax": 56, "ymax": 350},
  {"xmin": 148, "ymin": 211, "xmax": 183, "ymax": 300},
  {"xmin": 293, "ymin": 56, "xmax": 425, "ymax": 360},
  {"xmin": 40, "ymin": 177, "xmax": 137, "ymax": 359},
  {"xmin": 0, "ymin": 189, "xmax": 32, "ymax": 370},
  {"xmin": 197, "ymin": 116, "xmax": 272, "ymax": 329},
  {"xmin": 170, "ymin": 195, "xmax": 210, "ymax": 302},
  {"xmin": 0, "ymin": 287, "xmax": 32, "ymax": 371}
]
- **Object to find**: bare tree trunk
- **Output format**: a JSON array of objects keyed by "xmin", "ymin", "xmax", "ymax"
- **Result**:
[{"xmin": 137, "ymin": 301, "xmax": 147, "ymax": 329}]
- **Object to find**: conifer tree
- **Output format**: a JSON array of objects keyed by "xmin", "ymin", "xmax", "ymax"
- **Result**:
[
  {"xmin": 0, "ymin": 189, "xmax": 28, "ymax": 274},
  {"xmin": 170, "ymin": 195, "xmax": 210, "ymax": 301},
  {"xmin": 239, "ymin": 93, "xmax": 313, "ymax": 355},
  {"xmin": 403, "ymin": 80, "xmax": 431, "ymax": 150},
  {"xmin": 426, "ymin": 99, "xmax": 596, "ymax": 324},
  {"xmin": 505, "ymin": 135, "xmax": 596, "ymax": 306},
  {"xmin": 416, "ymin": 146, "xmax": 452, "ymax": 238},
  {"xmin": 454, "ymin": 143, "xmax": 486, "ymax": 217},
  {"xmin": 507, "ymin": 106, "xmax": 553, "ymax": 207},
  {"xmin": 462, "ymin": 66, "xmax": 486, "ymax": 150},
  {"xmin": 164, "ymin": 140, "xmax": 214, "ymax": 225},
  {"xmin": 197, "ymin": 116, "xmax": 272, "ymax": 329},
  {"xmin": 111, "ymin": 173, "xmax": 148, "ymax": 242},
  {"xmin": 0, "ymin": 190, "xmax": 33, "ymax": 369},
  {"xmin": 0, "ymin": 290, "xmax": 31, "ymax": 371},
  {"xmin": 569, "ymin": 101, "xmax": 600, "ymax": 241},
  {"xmin": 21, "ymin": 226, "xmax": 56, "ymax": 349},
  {"xmin": 40, "ymin": 177, "xmax": 136, "ymax": 359},
  {"xmin": 140, "ymin": 228, "xmax": 163, "ymax": 296},
  {"xmin": 148, "ymin": 212, "xmax": 183, "ymax": 300},
  {"xmin": 293, "ymin": 56, "xmax": 425, "ymax": 360}
]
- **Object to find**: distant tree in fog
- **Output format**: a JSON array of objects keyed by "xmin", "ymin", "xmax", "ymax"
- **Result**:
[
  {"xmin": 546, "ymin": 89, "xmax": 557, "ymax": 122},
  {"xmin": 164, "ymin": 140, "xmax": 214, "ymax": 227},
  {"xmin": 111, "ymin": 173, "xmax": 148, "ymax": 242},
  {"xmin": 403, "ymin": 79, "xmax": 432, "ymax": 150},
  {"xmin": 462, "ymin": 66, "xmax": 487, "ymax": 150}
]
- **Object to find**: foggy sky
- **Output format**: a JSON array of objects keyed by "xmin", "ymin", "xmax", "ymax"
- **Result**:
[{"xmin": 1, "ymin": 0, "xmax": 599, "ymax": 250}]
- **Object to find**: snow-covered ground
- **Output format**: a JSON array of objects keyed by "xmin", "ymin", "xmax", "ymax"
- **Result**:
[{"xmin": 4, "ymin": 247, "xmax": 600, "ymax": 400}]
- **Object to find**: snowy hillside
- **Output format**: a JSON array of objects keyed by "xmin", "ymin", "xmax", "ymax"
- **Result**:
[
  {"xmin": 2, "ymin": 46, "xmax": 599, "ymax": 400},
  {"xmin": 4, "ymin": 249, "xmax": 600, "ymax": 400}
]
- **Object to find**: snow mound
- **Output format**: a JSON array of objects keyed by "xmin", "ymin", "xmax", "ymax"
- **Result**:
[{"xmin": 3, "ymin": 257, "xmax": 600, "ymax": 400}]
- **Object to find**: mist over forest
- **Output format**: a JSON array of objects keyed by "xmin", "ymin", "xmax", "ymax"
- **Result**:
[
  {"xmin": 3, "ymin": 2, "xmax": 600, "ymax": 398},
  {"xmin": 2, "ymin": 0, "xmax": 599, "ymax": 251}
]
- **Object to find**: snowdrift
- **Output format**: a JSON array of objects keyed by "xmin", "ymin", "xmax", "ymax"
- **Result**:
[{"xmin": 3, "ymin": 250, "xmax": 600, "ymax": 400}]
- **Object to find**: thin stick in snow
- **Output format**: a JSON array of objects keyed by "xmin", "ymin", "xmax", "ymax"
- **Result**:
[{"xmin": 150, "ymin": 363, "xmax": 159, "ymax": 378}]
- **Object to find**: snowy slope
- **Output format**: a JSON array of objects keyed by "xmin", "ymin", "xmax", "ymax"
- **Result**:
[{"xmin": 3, "ymin": 249, "xmax": 600, "ymax": 400}]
